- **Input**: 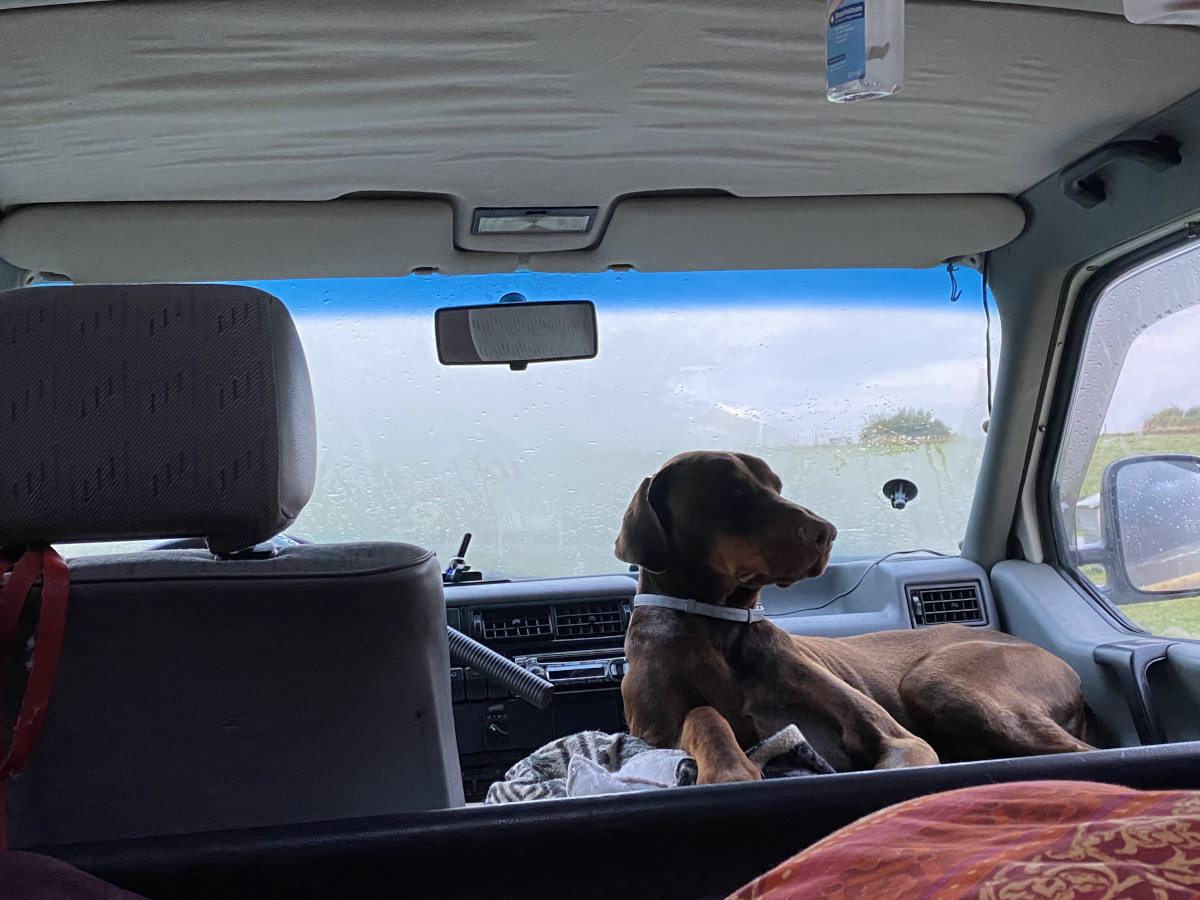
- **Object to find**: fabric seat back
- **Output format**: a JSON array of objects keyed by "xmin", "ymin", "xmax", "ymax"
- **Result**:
[{"xmin": 0, "ymin": 284, "xmax": 462, "ymax": 847}]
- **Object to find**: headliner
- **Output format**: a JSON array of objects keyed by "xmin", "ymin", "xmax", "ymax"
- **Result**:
[{"xmin": 2, "ymin": 0, "xmax": 1199, "ymax": 216}]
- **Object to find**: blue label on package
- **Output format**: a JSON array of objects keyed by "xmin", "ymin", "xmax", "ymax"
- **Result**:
[{"xmin": 826, "ymin": 1, "xmax": 866, "ymax": 89}]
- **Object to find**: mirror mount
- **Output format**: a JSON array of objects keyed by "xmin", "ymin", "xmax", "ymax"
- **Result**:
[{"xmin": 498, "ymin": 294, "xmax": 530, "ymax": 371}]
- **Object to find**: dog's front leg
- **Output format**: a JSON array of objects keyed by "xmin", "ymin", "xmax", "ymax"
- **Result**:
[
  {"xmin": 624, "ymin": 609, "xmax": 765, "ymax": 784},
  {"xmin": 759, "ymin": 669, "xmax": 937, "ymax": 770},
  {"xmin": 680, "ymin": 706, "xmax": 762, "ymax": 785},
  {"xmin": 623, "ymin": 674, "xmax": 762, "ymax": 784},
  {"xmin": 872, "ymin": 730, "xmax": 939, "ymax": 769},
  {"xmin": 740, "ymin": 632, "xmax": 939, "ymax": 771},
  {"xmin": 795, "ymin": 667, "xmax": 938, "ymax": 770}
]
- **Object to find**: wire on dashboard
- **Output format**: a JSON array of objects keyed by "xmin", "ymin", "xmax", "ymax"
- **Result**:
[{"xmin": 765, "ymin": 548, "xmax": 950, "ymax": 617}]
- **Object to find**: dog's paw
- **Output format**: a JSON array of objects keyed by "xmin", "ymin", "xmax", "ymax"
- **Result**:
[
  {"xmin": 874, "ymin": 736, "xmax": 939, "ymax": 769},
  {"xmin": 699, "ymin": 758, "xmax": 763, "ymax": 785}
]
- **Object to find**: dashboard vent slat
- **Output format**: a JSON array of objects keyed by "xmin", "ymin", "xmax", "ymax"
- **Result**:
[
  {"xmin": 476, "ymin": 606, "xmax": 553, "ymax": 641},
  {"xmin": 909, "ymin": 583, "xmax": 986, "ymax": 627},
  {"xmin": 554, "ymin": 600, "xmax": 625, "ymax": 639}
]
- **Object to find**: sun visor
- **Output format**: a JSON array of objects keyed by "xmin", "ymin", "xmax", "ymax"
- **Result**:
[
  {"xmin": 0, "ymin": 195, "xmax": 1025, "ymax": 282},
  {"xmin": 532, "ymin": 196, "xmax": 1026, "ymax": 273},
  {"xmin": 0, "ymin": 200, "xmax": 520, "ymax": 283}
]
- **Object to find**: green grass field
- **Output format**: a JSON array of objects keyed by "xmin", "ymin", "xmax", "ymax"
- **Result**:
[
  {"xmin": 1080, "ymin": 433, "xmax": 1200, "ymax": 499},
  {"xmin": 1118, "ymin": 595, "xmax": 1200, "ymax": 639}
]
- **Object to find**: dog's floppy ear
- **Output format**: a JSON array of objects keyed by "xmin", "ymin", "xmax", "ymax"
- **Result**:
[{"xmin": 614, "ymin": 475, "xmax": 671, "ymax": 573}]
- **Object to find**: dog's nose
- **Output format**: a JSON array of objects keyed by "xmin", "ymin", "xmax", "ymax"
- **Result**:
[{"xmin": 802, "ymin": 520, "xmax": 837, "ymax": 547}]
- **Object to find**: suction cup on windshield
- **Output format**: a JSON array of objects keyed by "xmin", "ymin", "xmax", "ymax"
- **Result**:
[{"xmin": 883, "ymin": 478, "xmax": 918, "ymax": 510}]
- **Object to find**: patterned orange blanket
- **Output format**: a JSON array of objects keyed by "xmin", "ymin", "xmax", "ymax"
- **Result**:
[{"xmin": 729, "ymin": 780, "xmax": 1200, "ymax": 900}]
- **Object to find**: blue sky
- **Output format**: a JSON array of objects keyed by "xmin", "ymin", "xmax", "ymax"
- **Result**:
[{"xmin": 242, "ymin": 266, "xmax": 985, "ymax": 316}]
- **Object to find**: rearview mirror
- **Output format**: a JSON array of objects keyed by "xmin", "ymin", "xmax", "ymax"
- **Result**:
[
  {"xmin": 1102, "ymin": 454, "xmax": 1200, "ymax": 596},
  {"xmin": 435, "ymin": 299, "xmax": 597, "ymax": 370}
]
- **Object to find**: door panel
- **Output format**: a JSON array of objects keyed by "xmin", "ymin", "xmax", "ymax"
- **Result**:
[
  {"xmin": 1153, "ymin": 642, "xmax": 1200, "ymax": 742},
  {"xmin": 993, "ymin": 560, "xmax": 1200, "ymax": 750}
]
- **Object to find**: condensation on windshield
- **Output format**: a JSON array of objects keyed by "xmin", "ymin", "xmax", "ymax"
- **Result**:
[{"xmin": 257, "ymin": 269, "xmax": 998, "ymax": 578}]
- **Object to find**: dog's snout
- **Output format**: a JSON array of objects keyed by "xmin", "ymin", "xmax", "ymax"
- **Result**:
[{"xmin": 801, "ymin": 519, "xmax": 837, "ymax": 547}]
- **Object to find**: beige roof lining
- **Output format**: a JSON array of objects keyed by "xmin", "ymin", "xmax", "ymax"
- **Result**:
[
  {"xmin": 0, "ymin": 195, "xmax": 1025, "ymax": 281},
  {"xmin": 2, "ymin": 0, "xmax": 1198, "ymax": 223},
  {"xmin": 0, "ymin": 0, "xmax": 1130, "ymax": 15}
]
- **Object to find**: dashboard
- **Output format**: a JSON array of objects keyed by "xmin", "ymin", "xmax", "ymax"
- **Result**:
[{"xmin": 445, "ymin": 555, "xmax": 998, "ymax": 801}]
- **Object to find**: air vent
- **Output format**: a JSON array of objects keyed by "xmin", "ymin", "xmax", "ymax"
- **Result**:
[
  {"xmin": 476, "ymin": 606, "xmax": 553, "ymax": 641},
  {"xmin": 909, "ymin": 583, "xmax": 986, "ymax": 626},
  {"xmin": 554, "ymin": 600, "xmax": 625, "ymax": 639}
]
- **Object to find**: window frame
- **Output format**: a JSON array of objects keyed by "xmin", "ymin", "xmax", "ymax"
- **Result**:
[{"xmin": 1036, "ymin": 228, "xmax": 1200, "ymax": 628}]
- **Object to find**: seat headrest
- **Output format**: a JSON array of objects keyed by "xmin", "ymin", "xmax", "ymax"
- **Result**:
[{"xmin": 1, "ymin": 284, "xmax": 316, "ymax": 555}]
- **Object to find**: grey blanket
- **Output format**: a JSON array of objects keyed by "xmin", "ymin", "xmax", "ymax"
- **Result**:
[{"xmin": 485, "ymin": 725, "xmax": 834, "ymax": 804}]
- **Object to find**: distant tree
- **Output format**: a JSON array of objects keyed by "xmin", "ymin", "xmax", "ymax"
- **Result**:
[
  {"xmin": 1143, "ymin": 404, "xmax": 1200, "ymax": 434},
  {"xmin": 860, "ymin": 408, "xmax": 953, "ymax": 447}
]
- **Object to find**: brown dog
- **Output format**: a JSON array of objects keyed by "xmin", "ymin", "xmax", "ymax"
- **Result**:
[{"xmin": 616, "ymin": 450, "xmax": 1092, "ymax": 783}]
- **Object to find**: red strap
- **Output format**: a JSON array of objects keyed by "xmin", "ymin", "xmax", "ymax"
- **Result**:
[
  {"xmin": 0, "ymin": 546, "xmax": 70, "ymax": 849},
  {"xmin": 0, "ymin": 551, "xmax": 43, "ymax": 678}
]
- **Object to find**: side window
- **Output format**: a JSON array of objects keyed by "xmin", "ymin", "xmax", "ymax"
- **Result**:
[{"xmin": 1053, "ymin": 240, "xmax": 1200, "ymax": 639}]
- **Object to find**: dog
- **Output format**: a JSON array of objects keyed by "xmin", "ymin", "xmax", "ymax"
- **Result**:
[{"xmin": 615, "ymin": 450, "xmax": 1093, "ymax": 784}]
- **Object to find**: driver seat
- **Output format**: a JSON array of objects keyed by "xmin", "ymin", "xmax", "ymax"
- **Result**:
[{"xmin": 0, "ymin": 283, "xmax": 462, "ymax": 848}]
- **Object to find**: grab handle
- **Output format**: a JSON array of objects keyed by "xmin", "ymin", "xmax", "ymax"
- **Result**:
[{"xmin": 1060, "ymin": 135, "xmax": 1181, "ymax": 209}]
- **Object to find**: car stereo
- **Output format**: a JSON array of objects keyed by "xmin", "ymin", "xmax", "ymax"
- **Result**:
[{"xmin": 513, "ymin": 648, "xmax": 628, "ymax": 689}]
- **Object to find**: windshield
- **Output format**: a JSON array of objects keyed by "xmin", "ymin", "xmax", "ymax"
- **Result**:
[{"xmin": 225, "ymin": 268, "xmax": 997, "ymax": 578}]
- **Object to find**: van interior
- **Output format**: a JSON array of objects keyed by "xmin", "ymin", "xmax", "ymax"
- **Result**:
[{"xmin": 2, "ymin": 1, "xmax": 1200, "ymax": 897}]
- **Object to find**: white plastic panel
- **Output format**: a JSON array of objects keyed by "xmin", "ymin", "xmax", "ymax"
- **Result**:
[{"xmin": 0, "ymin": 195, "xmax": 1023, "ymax": 282}]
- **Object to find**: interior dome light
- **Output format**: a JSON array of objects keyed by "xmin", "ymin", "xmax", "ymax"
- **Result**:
[{"xmin": 472, "ymin": 207, "xmax": 598, "ymax": 235}]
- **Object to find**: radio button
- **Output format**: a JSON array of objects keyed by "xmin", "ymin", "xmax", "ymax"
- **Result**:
[{"xmin": 464, "ymin": 668, "xmax": 488, "ymax": 701}]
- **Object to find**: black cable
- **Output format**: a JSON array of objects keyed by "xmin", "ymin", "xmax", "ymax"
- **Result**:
[
  {"xmin": 765, "ymin": 549, "xmax": 949, "ymax": 617},
  {"xmin": 982, "ymin": 253, "xmax": 993, "ymax": 416},
  {"xmin": 946, "ymin": 261, "xmax": 962, "ymax": 302}
]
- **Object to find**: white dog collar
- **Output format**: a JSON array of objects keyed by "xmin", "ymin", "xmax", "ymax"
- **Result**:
[{"xmin": 633, "ymin": 593, "xmax": 765, "ymax": 623}]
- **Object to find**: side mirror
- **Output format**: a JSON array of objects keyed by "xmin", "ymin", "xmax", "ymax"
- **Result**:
[
  {"xmin": 434, "ymin": 299, "xmax": 597, "ymax": 371},
  {"xmin": 1100, "ymin": 454, "xmax": 1200, "ymax": 597}
]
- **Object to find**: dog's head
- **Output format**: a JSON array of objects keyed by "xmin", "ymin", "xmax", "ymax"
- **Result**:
[{"xmin": 614, "ymin": 451, "xmax": 836, "ymax": 604}]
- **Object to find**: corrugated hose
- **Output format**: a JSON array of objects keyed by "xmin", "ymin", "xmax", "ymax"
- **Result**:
[{"xmin": 446, "ymin": 626, "xmax": 555, "ymax": 709}]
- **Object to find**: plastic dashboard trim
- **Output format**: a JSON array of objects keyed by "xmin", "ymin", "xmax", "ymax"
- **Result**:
[{"xmin": 40, "ymin": 741, "xmax": 1200, "ymax": 900}]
